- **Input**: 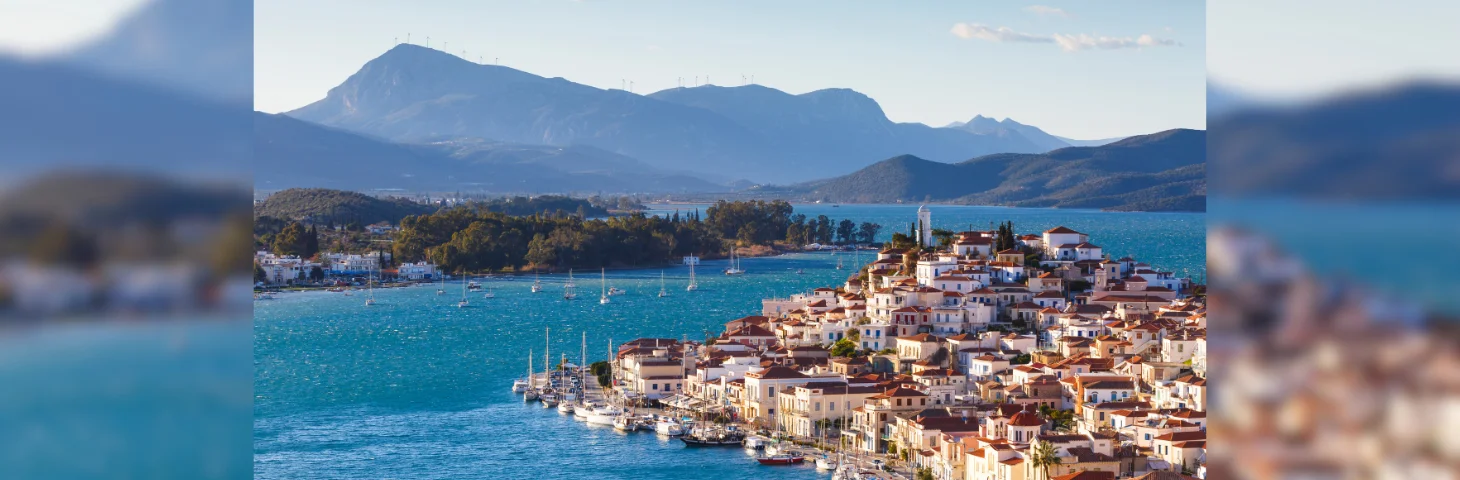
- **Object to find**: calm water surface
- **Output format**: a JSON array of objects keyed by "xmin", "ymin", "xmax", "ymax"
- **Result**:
[{"xmin": 254, "ymin": 205, "xmax": 1204, "ymax": 479}]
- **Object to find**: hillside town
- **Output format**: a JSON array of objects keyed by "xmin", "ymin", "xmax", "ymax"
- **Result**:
[{"xmin": 605, "ymin": 210, "xmax": 1207, "ymax": 480}]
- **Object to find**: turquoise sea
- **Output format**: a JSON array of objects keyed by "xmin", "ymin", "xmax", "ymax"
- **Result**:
[{"xmin": 254, "ymin": 205, "xmax": 1204, "ymax": 479}]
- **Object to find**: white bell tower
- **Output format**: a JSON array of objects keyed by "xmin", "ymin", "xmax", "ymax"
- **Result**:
[{"xmin": 917, "ymin": 205, "xmax": 933, "ymax": 247}]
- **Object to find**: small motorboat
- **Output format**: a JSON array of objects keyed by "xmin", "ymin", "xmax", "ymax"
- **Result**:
[
  {"xmin": 557, "ymin": 402, "xmax": 575, "ymax": 415},
  {"xmin": 815, "ymin": 456, "xmax": 834, "ymax": 471},
  {"xmin": 756, "ymin": 454, "xmax": 805, "ymax": 466},
  {"xmin": 512, "ymin": 378, "xmax": 529, "ymax": 393}
]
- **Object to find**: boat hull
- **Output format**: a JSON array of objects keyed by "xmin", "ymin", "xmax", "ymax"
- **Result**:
[{"xmin": 757, "ymin": 456, "xmax": 805, "ymax": 465}]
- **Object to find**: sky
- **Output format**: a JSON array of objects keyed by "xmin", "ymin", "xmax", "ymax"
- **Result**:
[
  {"xmin": 252, "ymin": 0, "xmax": 1206, "ymax": 139},
  {"xmin": 1208, "ymin": 0, "xmax": 1460, "ymax": 101}
]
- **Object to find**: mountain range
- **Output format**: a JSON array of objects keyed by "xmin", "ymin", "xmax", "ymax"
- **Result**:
[
  {"xmin": 1209, "ymin": 81, "xmax": 1460, "ymax": 200},
  {"xmin": 255, "ymin": 111, "xmax": 727, "ymax": 193},
  {"xmin": 794, "ymin": 128, "xmax": 1205, "ymax": 211},
  {"xmin": 286, "ymin": 44, "xmax": 1114, "ymax": 184}
]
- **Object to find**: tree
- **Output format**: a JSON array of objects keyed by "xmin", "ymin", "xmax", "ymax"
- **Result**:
[
  {"xmin": 308, "ymin": 265, "xmax": 324, "ymax": 282},
  {"xmin": 857, "ymin": 222, "xmax": 882, "ymax": 245},
  {"xmin": 931, "ymin": 228, "xmax": 954, "ymax": 247},
  {"xmin": 303, "ymin": 225, "xmax": 320, "ymax": 258},
  {"xmin": 1030, "ymin": 440, "xmax": 1062, "ymax": 480},
  {"xmin": 830, "ymin": 338, "xmax": 857, "ymax": 357},
  {"xmin": 836, "ymin": 219, "xmax": 856, "ymax": 245},
  {"xmin": 272, "ymin": 222, "xmax": 306, "ymax": 256},
  {"xmin": 254, "ymin": 261, "xmax": 266, "ymax": 283},
  {"xmin": 814, "ymin": 215, "xmax": 833, "ymax": 244},
  {"xmin": 916, "ymin": 467, "xmax": 934, "ymax": 480}
]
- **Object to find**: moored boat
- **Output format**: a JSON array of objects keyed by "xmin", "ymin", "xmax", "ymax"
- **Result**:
[
  {"xmin": 756, "ymin": 454, "xmax": 804, "ymax": 465},
  {"xmin": 557, "ymin": 402, "xmax": 574, "ymax": 414},
  {"xmin": 653, "ymin": 418, "xmax": 684, "ymax": 436}
]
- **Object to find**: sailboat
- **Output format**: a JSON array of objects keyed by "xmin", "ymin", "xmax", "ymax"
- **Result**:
[
  {"xmin": 658, "ymin": 271, "xmax": 669, "ymax": 298},
  {"xmin": 483, "ymin": 278, "xmax": 495, "ymax": 299},
  {"xmin": 364, "ymin": 267, "xmax": 377, "ymax": 306},
  {"xmin": 686, "ymin": 260, "xmax": 698, "ymax": 291},
  {"xmin": 724, "ymin": 249, "xmax": 745, "ymax": 275},
  {"xmin": 513, "ymin": 349, "xmax": 531, "ymax": 393},
  {"xmin": 523, "ymin": 350, "xmax": 539, "ymax": 401},
  {"xmin": 457, "ymin": 272, "xmax": 469, "ymax": 308},
  {"xmin": 531, "ymin": 270, "xmax": 542, "ymax": 293},
  {"xmin": 563, "ymin": 269, "xmax": 577, "ymax": 300},
  {"xmin": 837, "ymin": 255, "xmax": 844, "ymax": 270},
  {"xmin": 599, "ymin": 268, "xmax": 611, "ymax": 305},
  {"xmin": 436, "ymin": 271, "xmax": 446, "ymax": 295}
]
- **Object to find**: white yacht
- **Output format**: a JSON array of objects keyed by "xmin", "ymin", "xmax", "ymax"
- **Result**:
[
  {"xmin": 723, "ymin": 249, "xmax": 745, "ymax": 275},
  {"xmin": 585, "ymin": 405, "xmax": 626, "ymax": 426},
  {"xmin": 457, "ymin": 272, "xmax": 469, "ymax": 308},
  {"xmin": 563, "ymin": 270, "xmax": 577, "ymax": 300},
  {"xmin": 511, "ymin": 378, "xmax": 529, "ymax": 393},
  {"xmin": 686, "ymin": 261, "xmax": 698, "ymax": 291},
  {"xmin": 598, "ymin": 268, "xmax": 610, "ymax": 305},
  {"xmin": 557, "ymin": 402, "xmax": 574, "ymax": 414}
]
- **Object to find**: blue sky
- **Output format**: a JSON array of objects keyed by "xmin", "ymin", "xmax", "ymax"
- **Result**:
[{"xmin": 254, "ymin": 0, "xmax": 1206, "ymax": 139}]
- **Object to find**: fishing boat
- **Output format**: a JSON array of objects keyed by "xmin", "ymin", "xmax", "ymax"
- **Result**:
[
  {"xmin": 563, "ymin": 270, "xmax": 577, "ymax": 300},
  {"xmin": 756, "ymin": 454, "xmax": 805, "ymax": 466},
  {"xmin": 723, "ymin": 249, "xmax": 745, "ymax": 275},
  {"xmin": 686, "ymin": 261, "xmax": 698, "ymax": 291},
  {"xmin": 531, "ymin": 270, "xmax": 542, "ymax": 293},
  {"xmin": 598, "ymin": 268, "xmax": 610, "ymax": 305},
  {"xmin": 657, "ymin": 271, "xmax": 669, "ymax": 298}
]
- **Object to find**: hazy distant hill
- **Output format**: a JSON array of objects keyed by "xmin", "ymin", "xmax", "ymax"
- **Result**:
[
  {"xmin": 287, "ymin": 44, "xmax": 1055, "ymax": 183},
  {"xmin": 254, "ymin": 112, "xmax": 727, "ymax": 194},
  {"xmin": 1209, "ymin": 82, "xmax": 1460, "ymax": 200},
  {"xmin": 63, "ymin": 0, "xmax": 253, "ymax": 104},
  {"xmin": 943, "ymin": 115, "xmax": 1125, "ymax": 150},
  {"xmin": 0, "ymin": 56, "xmax": 251, "ymax": 183},
  {"xmin": 799, "ymin": 129, "xmax": 1206, "ymax": 211}
]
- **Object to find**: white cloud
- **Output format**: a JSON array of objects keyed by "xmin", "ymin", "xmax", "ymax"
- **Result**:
[
  {"xmin": 949, "ymin": 23, "xmax": 1053, "ymax": 43},
  {"xmin": 1024, "ymin": 5, "xmax": 1070, "ymax": 17},
  {"xmin": 951, "ymin": 23, "xmax": 1180, "ymax": 52}
]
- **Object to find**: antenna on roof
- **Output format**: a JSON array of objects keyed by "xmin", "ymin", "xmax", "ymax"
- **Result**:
[
  {"xmin": 495, "ymin": 57, "xmax": 498, "ymax": 65},
  {"xmin": 694, "ymin": 75, "xmax": 698, "ymax": 86},
  {"xmin": 426, "ymin": 36, "xmax": 430, "ymax": 48},
  {"xmin": 407, "ymin": 33, "xmax": 411, "ymax": 44},
  {"xmin": 751, "ymin": 75, "xmax": 755, "ymax": 84}
]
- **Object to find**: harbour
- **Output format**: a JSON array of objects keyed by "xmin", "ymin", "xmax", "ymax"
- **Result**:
[{"xmin": 254, "ymin": 207, "xmax": 1205, "ymax": 480}]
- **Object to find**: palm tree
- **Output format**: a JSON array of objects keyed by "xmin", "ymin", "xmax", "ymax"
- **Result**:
[{"xmin": 1030, "ymin": 439, "xmax": 1062, "ymax": 480}]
